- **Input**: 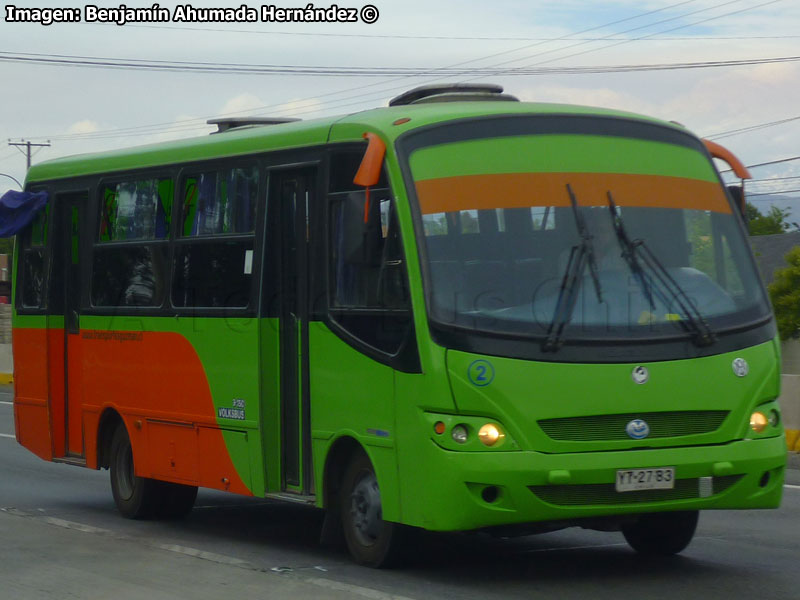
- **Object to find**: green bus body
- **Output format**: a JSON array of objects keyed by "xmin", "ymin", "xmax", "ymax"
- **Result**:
[{"xmin": 12, "ymin": 94, "xmax": 786, "ymax": 564}]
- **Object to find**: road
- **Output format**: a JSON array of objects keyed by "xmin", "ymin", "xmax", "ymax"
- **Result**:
[{"xmin": 2, "ymin": 384, "xmax": 800, "ymax": 600}]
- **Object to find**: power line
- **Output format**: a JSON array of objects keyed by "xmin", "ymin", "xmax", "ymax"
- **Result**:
[
  {"xmin": 748, "ymin": 188, "xmax": 800, "ymax": 197},
  {"xmin": 224, "ymin": 0, "xmax": 790, "ymax": 125},
  {"xmin": 19, "ymin": 0, "xmax": 772, "ymax": 144},
  {"xmin": 748, "ymin": 156, "xmax": 800, "ymax": 169},
  {"xmin": 114, "ymin": 23, "xmax": 800, "ymax": 42},
  {"xmin": 16, "ymin": 0, "xmax": 709, "ymax": 142},
  {"xmin": 750, "ymin": 175, "xmax": 800, "ymax": 183},
  {"xmin": 2, "ymin": 50, "xmax": 795, "ymax": 77},
  {"xmin": 495, "ymin": 0, "xmax": 783, "ymax": 74},
  {"xmin": 706, "ymin": 115, "xmax": 800, "ymax": 140}
]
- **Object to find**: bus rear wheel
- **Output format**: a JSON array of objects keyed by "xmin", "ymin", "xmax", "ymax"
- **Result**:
[
  {"xmin": 622, "ymin": 510, "xmax": 699, "ymax": 555},
  {"xmin": 339, "ymin": 452, "xmax": 404, "ymax": 567},
  {"xmin": 109, "ymin": 424, "xmax": 161, "ymax": 519}
]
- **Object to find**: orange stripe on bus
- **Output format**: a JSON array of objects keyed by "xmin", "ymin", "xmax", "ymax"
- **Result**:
[
  {"xmin": 79, "ymin": 330, "xmax": 253, "ymax": 496},
  {"xmin": 415, "ymin": 173, "xmax": 731, "ymax": 215},
  {"xmin": 13, "ymin": 327, "xmax": 252, "ymax": 496}
]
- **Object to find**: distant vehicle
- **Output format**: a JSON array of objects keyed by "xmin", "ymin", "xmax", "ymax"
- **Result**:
[{"xmin": 12, "ymin": 84, "xmax": 785, "ymax": 566}]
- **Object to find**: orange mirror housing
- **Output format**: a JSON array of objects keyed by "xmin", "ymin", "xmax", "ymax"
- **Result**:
[
  {"xmin": 702, "ymin": 139, "xmax": 752, "ymax": 180},
  {"xmin": 353, "ymin": 132, "xmax": 386, "ymax": 188}
]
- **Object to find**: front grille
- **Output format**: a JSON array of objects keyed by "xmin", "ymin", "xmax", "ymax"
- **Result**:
[
  {"xmin": 529, "ymin": 475, "xmax": 742, "ymax": 506},
  {"xmin": 537, "ymin": 410, "xmax": 729, "ymax": 442}
]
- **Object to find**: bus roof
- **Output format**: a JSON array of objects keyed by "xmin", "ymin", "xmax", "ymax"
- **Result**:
[{"xmin": 25, "ymin": 99, "xmax": 677, "ymax": 184}]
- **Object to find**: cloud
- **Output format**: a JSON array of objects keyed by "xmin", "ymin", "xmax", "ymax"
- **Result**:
[
  {"xmin": 66, "ymin": 120, "xmax": 100, "ymax": 135},
  {"xmin": 219, "ymin": 93, "xmax": 267, "ymax": 116}
]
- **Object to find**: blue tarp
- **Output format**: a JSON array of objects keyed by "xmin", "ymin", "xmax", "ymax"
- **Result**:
[{"xmin": 0, "ymin": 190, "xmax": 48, "ymax": 237}]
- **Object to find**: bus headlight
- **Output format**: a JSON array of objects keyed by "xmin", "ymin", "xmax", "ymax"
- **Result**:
[
  {"xmin": 451, "ymin": 425, "xmax": 469, "ymax": 444},
  {"xmin": 768, "ymin": 409, "xmax": 780, "ymax": 428},
  {"xmin": 750, "ymin": 411, "xmax": 768, "ymax": 433},
  {"xmin": 478, "ymin": 423, "xmax": 505, "ymax": 447}
]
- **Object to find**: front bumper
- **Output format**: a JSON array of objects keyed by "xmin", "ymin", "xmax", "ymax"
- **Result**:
[{"xmin": 405, "ymin": 435, "xmax": 786, "ymax": 531}]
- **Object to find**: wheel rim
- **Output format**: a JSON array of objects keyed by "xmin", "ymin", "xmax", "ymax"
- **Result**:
[
  {"xmin": 349, "ymin": 470, "xmax": 382, "ymax": 547},
  {"xmin": 114, "ymin": 440, "xmax": 135, "ymax": 501}
]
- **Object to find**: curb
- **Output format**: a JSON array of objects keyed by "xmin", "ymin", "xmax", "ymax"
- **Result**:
[
  {"xmin": 0, "ymin": 373, "xmax": 11, "ymax": 385},
  {"xmin": 787, "ymin": 429, "xmax": 800, "ymax": 452}
]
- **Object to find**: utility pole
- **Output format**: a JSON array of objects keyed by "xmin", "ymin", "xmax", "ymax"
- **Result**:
[{"xmin": 8, "ymin": 139, "xmax": 51, "ymax": 169}]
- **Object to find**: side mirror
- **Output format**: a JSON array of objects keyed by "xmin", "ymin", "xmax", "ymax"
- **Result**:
[
  {"xmin": 353, "ymin": 132, "xmax": 386, "ymax": 188},
  {"xmin": 353, "ymin": 132, "xmax": 387, "ymax": 226}
]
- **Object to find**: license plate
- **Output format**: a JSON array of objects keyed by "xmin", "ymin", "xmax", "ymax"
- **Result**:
[{"xmin": 615, "ymin": 467, "xmax": 675, "ymax": 492}]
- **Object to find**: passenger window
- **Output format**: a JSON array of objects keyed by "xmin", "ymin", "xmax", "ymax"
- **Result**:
[
  {"xmin": 171, "ymin": 164, "xmax": 259, "ymax": 309},
  {"xmin": 99, "ymin": 178, "xmax": 173, "ymax": 241},
  {"xmin": 181, "ymin": 166, "xmax": 258, "ymax": 236},
  {"xmin": 172, "ymin": 240, "xmax": 253, "ymax": 308},
  {"xmin": 92, "ymin": 246, "xmax": 167, "ymax": 307},
  {"xmin": 20, "ymin": 206, "xmax": 49, "ymax": 309}
]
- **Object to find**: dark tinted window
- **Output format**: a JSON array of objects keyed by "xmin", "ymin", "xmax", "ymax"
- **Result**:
[
  {"xmin": 20, "ymin": 206, "xmax": 49, "ymax": 309},
  {"xmin": 172, "ymin": 240, "xmax": 253, "ymax": 308},
  {"xmin": 21, "ymin": 248, "xmax": 45, "ymax": 308},
  {"xmin": 91, "ymin": 245, "xmax": 168, "ymax": 307}
]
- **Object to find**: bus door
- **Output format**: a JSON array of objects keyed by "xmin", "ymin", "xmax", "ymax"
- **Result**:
[
  {"xmin": 50, "ymin": 192, "xmax": 87, "ymax": 458},
  {"xmin": 273, "ymin": 167, "xmax": 318, "ymax": 494}
]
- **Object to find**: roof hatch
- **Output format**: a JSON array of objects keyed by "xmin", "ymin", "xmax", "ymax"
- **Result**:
[
  {"xmin": 207, "ymin": 117, "xmax": 301, "ymax": 134},
  {"xmin": 389, "ymin": 83, "xmax": 519, "ymax": 106}
]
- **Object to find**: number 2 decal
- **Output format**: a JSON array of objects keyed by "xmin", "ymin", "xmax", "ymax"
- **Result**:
[{"xmin": 468, "ymin": 360, "xmax": 495, "ymax": 387}]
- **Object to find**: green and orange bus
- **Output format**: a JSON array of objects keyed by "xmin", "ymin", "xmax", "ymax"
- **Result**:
[{"xmin": 12, "ymin": 84, "xmax": 786, "ymax": 566}]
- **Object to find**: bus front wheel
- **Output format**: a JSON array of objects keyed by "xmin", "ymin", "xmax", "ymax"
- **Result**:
[
  {"xmin": 109, "ymin": 424, "xmax": 160, "ymax": 519},
  {"xmin": 622, "ymin": 510, "xmax": 699, "ymax": 555},
  {"xmin": 339, "ymin": 452, "xmax": 404, "ymax": 567}
]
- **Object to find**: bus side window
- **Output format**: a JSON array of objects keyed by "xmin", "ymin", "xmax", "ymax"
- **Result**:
[
  {"xmin": 171, "ymin": 165, "xmax": 258, "ymax": 309},
  {"xmin": 92, "ymin": 177, "xmax": 173, "ymax": 308},
  {"xmin": 328, "ymin": 151, "xmax": 411, "ymax": 356},
  {"xmin": 19, "ymin": 206, "xmax": 49, "ymax": 309}
]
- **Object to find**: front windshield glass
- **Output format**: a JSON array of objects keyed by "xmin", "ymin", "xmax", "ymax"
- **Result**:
[{"xmin": 405, "ymin": 122, "xmax": 770, "ymax": 343}]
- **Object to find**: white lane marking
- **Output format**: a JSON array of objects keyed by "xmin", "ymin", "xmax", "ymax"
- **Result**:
[
  {"xmin": 303, "ymin": 577, "xmax": 416, "ymax": 600},
  {"xmin": 155, "ymin": 543, "xmax": 252, "ymax": 567},
  {"xmin": 0, "ymin": 400, "xmax": 12, "ymax": 405},
  {"xmin": 0, "ymin": 433, "xmax": 15, "ymax": 439},
  {"xmin": 3, "ymin": 508, "xmax": 419, "ymax": 600},
  {"xmin": 784, "ymin": 484, "xmax": 800, "ymax": 490},
  {"xmin": 43, "ymin": 517, "xmax": 111, "ymax": 535}
]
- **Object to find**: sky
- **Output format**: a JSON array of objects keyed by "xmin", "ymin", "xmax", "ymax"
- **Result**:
[{"xmin": 1, "ymin": 0, "xmax": 799, "ymax": 201}]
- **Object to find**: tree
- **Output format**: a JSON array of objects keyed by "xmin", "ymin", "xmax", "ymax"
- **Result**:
[
  {"xmin": 746, "ymin": 202, "xmax": 791, "ymax": 236},
  {"xmin": 768, "ymin": 246, "xmax": 800, "ymax": 339}
]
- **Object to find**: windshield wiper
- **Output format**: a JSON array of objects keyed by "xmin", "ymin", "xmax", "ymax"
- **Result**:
[
  {"xmin": 606, "ymin": 191, "xmax": 716, "ymax": 347},
  {"xmin": 542, "ymin": 184, "xmax": 603, "ymax": 352},
  {"xmin": 606, "ymin": 191, "xmax": 656, "ymax": 310}
]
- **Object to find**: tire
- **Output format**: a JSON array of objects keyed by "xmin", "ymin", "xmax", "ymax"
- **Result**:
[
  {"xmin": 109, "ymin": 424, "xmax": 161, "ymax": 519},
  {"xmin": 622, "ymin": 511, "xmax": 699, "ymax": 556},
  {"xmin": 339, "ymin": 452, "xmax": 404, "ymax": 567}
]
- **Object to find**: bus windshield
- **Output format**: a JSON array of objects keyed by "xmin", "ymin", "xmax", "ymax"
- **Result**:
[{"xmin": 403, "ymin": 118, "xmax": 771, "ymax": 348}]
